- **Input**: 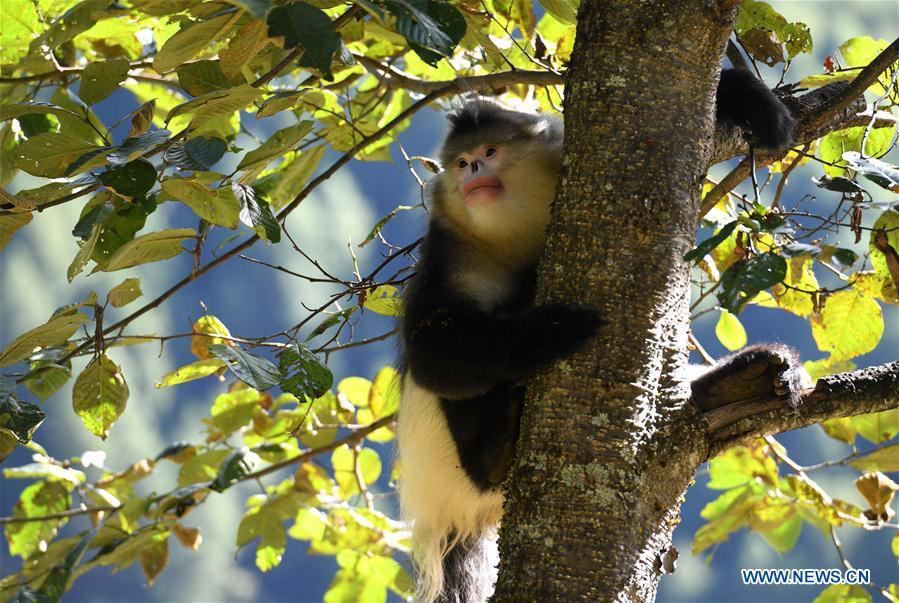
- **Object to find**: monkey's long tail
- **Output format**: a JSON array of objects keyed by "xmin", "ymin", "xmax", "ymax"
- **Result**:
[{"xmin": 414, "ymin": 528, "xmax": 498, "ymax": 603}]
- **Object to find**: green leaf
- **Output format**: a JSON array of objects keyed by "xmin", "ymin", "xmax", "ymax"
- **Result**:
[
  {"xmin": 0, "ymin": 378, "xmax": 46, "ymax": 443},
  {"xmin": 332, "ymin": 444, "xmax": 382, "ymax": 496},
  {"xmin": 50, "ymin": 87, "xmax": 105, "ymax": 145},
  {"xmin": 267, "ymin": 4, "xmax": 342, "ymax": 78},
  {"xmin": 338, "ymin": 377, "xmax": 372, "ymax": 407},
  {"xmin": 870, "ymin": 210, "xmax": 899, "ymax": 283},
  {"xmin": 79, "ymin": 58, "xmax": 131, "ymax": 105},
  {"xmin": 236, "ymin": 122, "xmax": 313, "ymax": 172},
  {"xmin": 13, "ymin": 133, "xmax": 100, "ymax": 178},
  {"xmin": 271, "ymin": 145, "xmax": 326, "ymax": 210},
  {"xmin": 715, "ymin": 309, "xmax": 747, "ymax": 351},
  {"xmin": 107, "ymin": 130, "xmax": 171, "ymax": 165},
  {"xmin": 164, "ymin": 136, "xmax": 226, "ymax": 171},
  {"xmin": 73, "ymin": 202, "xmax": 114, "ymax": 238},
  {"xmin": 819, "ymin": 127, "xmax": 894, "ymax": 177},
  {"xmin": 161, "ymin": 179, "xmax": 240, "ymax": 228},
  {"xmin": 537, "ymin": 0, "xmax": 576, "ymax": 24},
  {"xmin": 849, "ymin": 444, "xmax": 899, "ymax": 472},
  {"xmin": 0, "ymin": 313, "xmax": 89, "ymax": 368},
  {"xmin": 813, "ymin": 175, "xmax": 867, "ymax": 194},
  {"xmin": 153, "ymin": 13, "xmax": 238, "ymax": 73},
  {"xmin": 165, "ymin": 85, "xmax": 263, "ymax": 129},
  {"xmin": 360, "ymin": 205, "xmax": 415, "ymax": 247},
  {"xmin": 288, "ymin": 507, "xmax": 328, "ymax": 541},
  {"xmin": 176, "ymin": 60, "xmax": 237, "ymax": 96},
  {"xmin": 89, "ymin": 196, "xmax": 155, "ymax": 263},
  {"xmin": 27, "ymin": 0, "xmax": 118, "ymax": 57},
  {"xmin": 717, "ymin": 253, "xmax": 787, "ymax": 314},
  {"xmin": 208, "ymin": 344, "xmax": 280, "ymax": 391},
  {"xmin": 99, "ymin": 158, "xmax": 157, "ymax": 198},
  {"xmin": 107, "ymin": 278, "xmax": 143, "ymax": 308},
  {"xmin": 72, "ymin": 354, "xmax": 129, "ymax": 439},
  {"xmin": 155, "ymin": 358, "xmax": 226, "ymax": 388},
  {"xmin": 684, "ymin": 221, "xmax": 737, "ymax": 263},
  {"xmin": 819, "ymin": 417, "xmax": 857, "ymax": 446},
  {"xmin": 63, "ymin": 147, "xmax": 114, "ymax": 177},
  {"xmin": 16, "ymin": 113, "xmax": 57, "ymax": 138},
  {"xmin": 0, "ymin": 0, "xmax": 39, "ymax": 65},
  {"xmin": 305, "ymin": 307, "xmax": 355, "ymax": 342},
  {"xmin": 811, "ymin": 290, "xmax": 883, "ymax": 361},
  {"xmin": 237, "ymin": 506, "xmax": 286, "ymax": 572},
  {"xmin": 4, "ymin": 463, "xmax": 84, "ymax": 484},
  {"xmin": 139, "ymin": 535, "xmax": 168, "ymax": 586},
  {"xmin": 839, "ymin": 36, "xmax": 897, "ymax": 97},
  {"xmin": 24, "ymin": 359, "xmax": 72, "ymax": 403},
  {"xmin": 178, "ymin": 449, "xmax": 230, "ymax": 486},
  {"xmin": 813, "ymin": 584, "xmax": 872, "ymax": 603},
  {"xmin": 210, "ymin": 389, "xmax": 259, "ymax": 435},
  {"xmin": 852, "ymin": 409, "xmax": 899, "ymax": 444},
  {"xmin": 370, "ymin": 366, "xmax": 400, "ymax": 419},
  {"xmin": 67, "ymin": 224, "xmax": 102, "ymax": 282},
  {"xmin": 759, "ymin": 512, "xmax": 801, "ymax": 553},
  {"xmin": 221, "ymin": 19, "xmax": 271, "ymax": 79},
  {"xmin": 210, "ymin": 447, "xmax": 260, "ymax": 491},
  {"xmin": 231, "ymin": 184, "xmax": 280, "ymax": 242},
  {"xmin": 386, "ymin": 0, "xmax": 466, "ymax": 65},
  {"xmin": 363, "ymin": 285, "xmax": 404, "ymax": 316},
  {"xmin": 4, "ymin": 481, "xmax": 71, "ymax": 559},
  {"xmin": 0, "ymin": 103, "xmax": 81, "ymax": 123},
  {"xmin": 257, "ymin": 91, "xmax": 305, "ymax": 119},
  {"xmin": 278, "ymin": 344, "xmax": 333, "ymax": 400},
  {"xmin": 95, "ymin": 228, "xmax": 195, "ymax": 273},
  {"xmin": 1, "ymin": 212, "xmax": 32, "ymax": 251}
]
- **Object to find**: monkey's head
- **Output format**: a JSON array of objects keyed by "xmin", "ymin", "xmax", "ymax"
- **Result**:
[{"xmin": 430, "ymin": 98, "xmax": 563, "ymax": 259}]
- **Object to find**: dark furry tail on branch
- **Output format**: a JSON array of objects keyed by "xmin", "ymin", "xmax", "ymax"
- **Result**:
[{"xmin": 716, "ymin": 67, "xmax": 796, "ymax": 151}]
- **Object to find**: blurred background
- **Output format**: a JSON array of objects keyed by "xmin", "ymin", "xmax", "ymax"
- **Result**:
[{"xmin": 1, "ymin": 1, "xmax": 897, "ymax": 601}]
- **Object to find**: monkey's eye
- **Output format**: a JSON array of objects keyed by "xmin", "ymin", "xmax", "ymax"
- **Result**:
[
  {"xmin": 485, "ymin": 146, "xmax": 497, "ymax": 157},
  {"xmin": 457, "ymin": 159, "xmax": 468, "ymax": 169}
]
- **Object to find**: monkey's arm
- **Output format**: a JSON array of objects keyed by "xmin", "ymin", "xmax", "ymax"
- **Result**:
[
  {"xmin": 691, "ymin": 344, "xmax": 812, "ymax": 411},
  {"xmin": 404, "ymin": 293, "xmax": 602, "ymax": 399}
]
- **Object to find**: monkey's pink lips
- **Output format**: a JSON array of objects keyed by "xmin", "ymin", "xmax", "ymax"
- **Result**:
[{"xmin": 463, "ymin": 177, "xmax": 504, "ymax": 200}]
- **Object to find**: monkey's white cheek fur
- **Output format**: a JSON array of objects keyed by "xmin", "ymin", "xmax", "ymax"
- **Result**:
[{"xmin": 397, "ymin": 375, "xmax": 503, "ymax": 603}]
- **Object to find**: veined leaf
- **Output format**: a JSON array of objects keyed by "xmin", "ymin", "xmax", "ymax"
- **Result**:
[
  {"xmin": 0, "ymin": 313, "xmax": 89, "ymax": 368},
  {"xmin": 162, "ymin": 179, "xmax": 240, "ymax": 228},
  {"xmin": 93, "ymin": 228, "xmax": 196, "ymax": 273},
  {"xmin": 72, "ymin": 354, "xmax": 129, "ymax": 439}
]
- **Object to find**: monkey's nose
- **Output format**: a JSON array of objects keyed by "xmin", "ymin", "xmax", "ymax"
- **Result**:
[{"xmin": 470, "ymin": 161, "xmax": 479, "ymax": 173}]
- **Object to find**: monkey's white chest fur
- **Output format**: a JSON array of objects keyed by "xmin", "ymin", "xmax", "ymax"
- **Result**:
[{"xmin": 397, "ymin": 374, "xmax": 503, "ymax": 602}]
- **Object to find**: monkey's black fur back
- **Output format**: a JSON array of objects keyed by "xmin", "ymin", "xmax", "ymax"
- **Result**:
[{"xmin": 716, "ymin": 67, "xmax": 795, "ymax": 150}]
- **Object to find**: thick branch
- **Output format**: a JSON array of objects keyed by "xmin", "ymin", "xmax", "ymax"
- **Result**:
[
  {"xmin": 805, "ymin": 36, "xmax": 899, "ymax": 132},
  {"xmin": 705, "ymin": 361, "xmax": 899, "ymax": 458}
]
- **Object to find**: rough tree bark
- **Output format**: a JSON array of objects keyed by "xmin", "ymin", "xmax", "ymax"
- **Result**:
[{"xmin": 493, "ymin": 1, "xmax": 898, "ymax": 602}]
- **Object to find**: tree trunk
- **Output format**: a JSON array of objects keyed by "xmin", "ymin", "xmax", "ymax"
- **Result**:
[{"xmin": 493, "ymin": 1, "xmax": 739, "ymax": 600}]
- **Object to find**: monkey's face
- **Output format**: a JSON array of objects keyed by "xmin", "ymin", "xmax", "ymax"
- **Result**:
[
  {"xmin": 433, "ymin": 137, "xmax": 559, "ymax": 263},
  {"xmin": 450, "ymin": 143, "xmax": 505, "ymax": 204}
]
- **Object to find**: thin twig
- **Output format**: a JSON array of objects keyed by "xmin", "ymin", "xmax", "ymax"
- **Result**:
[{"xmin": 0, "ymin": 505, "xmax": 117, "ymax": 525}]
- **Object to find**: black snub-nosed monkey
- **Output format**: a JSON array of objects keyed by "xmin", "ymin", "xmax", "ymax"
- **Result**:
[{"xmin": 397, "ymin": 69, "xmax": 806, "ymax": 603}]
